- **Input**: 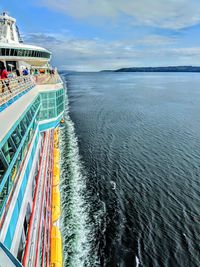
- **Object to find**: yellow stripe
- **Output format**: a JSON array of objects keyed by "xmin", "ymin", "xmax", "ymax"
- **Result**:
[
  {"xmin": 51, "ymin": 226, "xmax": 63, "ymax": 267},
  {"xmin": 52, "ymin": 186, "xmax": 61, "ymax": 223}
]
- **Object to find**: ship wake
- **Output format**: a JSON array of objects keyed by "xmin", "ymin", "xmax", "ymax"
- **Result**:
[{"xmin": 59, "ymin": 97, "xmax": 99, "ymax": 267}]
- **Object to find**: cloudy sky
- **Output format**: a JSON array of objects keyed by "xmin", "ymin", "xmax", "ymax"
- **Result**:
[{"xmin": 1, "ymin": 0, "xmax": 200, "ymax": 71}]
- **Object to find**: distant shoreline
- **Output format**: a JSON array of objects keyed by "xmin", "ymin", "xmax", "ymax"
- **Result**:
[{"xmin": 101, "ymin": 66, "xmax": 200, "ymax": 73}]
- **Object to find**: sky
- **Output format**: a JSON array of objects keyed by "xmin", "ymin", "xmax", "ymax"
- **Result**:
[{"xmin": 1, "ymin": 0, "xmax": 200, "ymax": 71}]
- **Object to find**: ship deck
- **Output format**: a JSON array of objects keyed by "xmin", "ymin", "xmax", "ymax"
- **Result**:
[{"xmin": 0, "ymin": 74, "xmax": 63, "ymax": 142}]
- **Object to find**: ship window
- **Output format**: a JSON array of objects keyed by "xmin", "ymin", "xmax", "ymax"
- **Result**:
[
  {"xmin": 5, "ymin": 49, "xmax": 10, "ymax": 56},
  {"xmin": 14, "ymin": 49, "xmax": 18, "ymax": 56},
  {"xmin": 48, "ymin": 92, "xmax": 54, "ymax": 99},
  {"xmin": 30, "ymin": 107, "xmax": 35, "ymax": 117},
  {"xmin": 18, "ymin": 121, "xmax": 26, "ymax": 136},
  {"xmin": 11, "ymin": 128, "xmax": 21, "ymax": 147},
  {"xmin": 49, "ymin": 98, "xmax": 55, "ymax": 107},
  {"xmin": 22, "ymin": 116, "xmax": 29, "ymax": 128},
  {"xmin": 18, "ymin": 50, "xmax": 23, "ymax": 56},
  {"xmin": 0, "ymin": 180, "xmax": 9, "ymax": 211},
  {"xmin": 26, "ymin": 110, "xmax": 32, "ymax": 121},
  {"xmin": 0, "ymin": 47, "xmax": 49, "ymax": 59},
  {"xmin": 10, "ymin": 49, "xmax": 14, "ymax": 56},
  {"xmin": 7, "ymin": 138, "xmax": 16, "ymax": 156},
  {"xmin": 21, "ymin": 50, "xmax": 25, "ymax": 57},
  {"xmin": 1, "ymin": 48, "xmax": 5, "ymax": 56},
  {"xmin": 49, "ymin": 109, "xmax": 56, "ymax": 118},
  {"xmin": 17, "ymin": 233, "xmax": 26, "ymax": 262},
  {"xmin": 2, "ymin": 142, "xmax": 14, "ymax": 164},
  {"xmin": 0, "ymin": 158, "xmax": 6, "ymax": 182}
]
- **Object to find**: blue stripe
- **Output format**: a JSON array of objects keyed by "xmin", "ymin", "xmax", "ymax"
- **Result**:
[
  {"xmin": 4, "ymin": 131, "xmax": 40, "ymax": 249},
  {"xmin": 39, "ymin": 113, "xmax": 63, "ymax": 132},
  {"xmin": 0, "ymin": 242, "xmax": 23, "ymax": 266},
  {"xmin": 0, "ymin": 85, "xmax": 34, "ymax": 113}
]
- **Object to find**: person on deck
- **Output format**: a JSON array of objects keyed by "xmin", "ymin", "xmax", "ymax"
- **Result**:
[
  {"xmin": 1, "ymin": 65, "xmax": 11, "ymax": 93},
  {"xmin": 23, "ymin": 68, "xmax": 29, "ymax": 76}
]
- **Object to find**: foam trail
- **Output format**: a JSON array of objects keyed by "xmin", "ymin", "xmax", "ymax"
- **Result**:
[
  {"xmin": 59, "ymin": 91, "xmax": 98, "ymax": 267},
  {"xmin": 136, "ymin": 256, "xmax": 140, "ymax": 267}
]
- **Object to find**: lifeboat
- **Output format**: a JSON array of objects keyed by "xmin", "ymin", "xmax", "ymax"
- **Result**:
[
  {"xmin": 53, "ymin": 164, "xmax": 60, "ymax": 186},
  {"xmin": 51, "ymin": 226, "xmax": 62, "ymax": 267},
  {"xmin": 54, "ymin": 129, "xmax": 59, "ymax": 140},
  {"xmin": 54, "ymin": 148, "xmax": 60, "ymax": 161},
  {"xmin": 52, "ymin": 186, "xmax": 61, "ymax": 223}
]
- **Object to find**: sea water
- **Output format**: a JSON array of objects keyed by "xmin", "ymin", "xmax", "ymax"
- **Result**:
[{"xmin": 60, "ymin": 72, "xmax": 200, "ymax": 267}]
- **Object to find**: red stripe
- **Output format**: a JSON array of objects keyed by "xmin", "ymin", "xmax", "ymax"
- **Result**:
[
  {"xmin": 33, "ymin": 133, "xmax": 50, "ymax": 267},
  {"xmin": 42, "ymin": 131, "xmax": 54, "ymax": 267},
  {"xmin": 22, "ymin": 133, "xmax": 47, "ymax": 266},
  {"xmin": 34, "ymin": 131, "xmax": 54, "ymax": 267}
]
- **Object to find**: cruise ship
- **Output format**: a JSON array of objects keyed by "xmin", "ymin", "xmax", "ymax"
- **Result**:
[{"xmin": 0, "ymin": 12, "xmax": 64, "ymax": 266}]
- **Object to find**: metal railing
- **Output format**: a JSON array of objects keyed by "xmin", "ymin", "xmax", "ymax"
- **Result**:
[
  {"xmin": 0, "ymin": 75, "xmax": 36, "ymax": 106},
  {"xmin": 0, "ymin": 73, "xmax": 62, "ymax": 108}
]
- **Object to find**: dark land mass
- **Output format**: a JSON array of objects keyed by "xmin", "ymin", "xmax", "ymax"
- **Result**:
[{"xmin": 102, "ymin": 66, "xmax": 200, "ymax": 72}]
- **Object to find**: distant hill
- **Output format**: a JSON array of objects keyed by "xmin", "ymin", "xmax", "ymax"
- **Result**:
[{"xmin": 103, "ymin": 66, "xmax": 200, "ymax": 72}]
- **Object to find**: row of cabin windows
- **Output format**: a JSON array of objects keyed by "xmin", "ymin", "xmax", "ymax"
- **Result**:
[
  {"xmin": 39, "ymin": 89, "xmax": 65, "ymax": 121},
  {"xmin": 0, "ymin": 123, "xmax": 37, "ymax": 213},
  {"xmin": 0, "ymin": 96, "xmax": 40, "ymax": 192},
  {"xmin": 0, "ymin": 48, "xmax": 50, "ymax": 59}
]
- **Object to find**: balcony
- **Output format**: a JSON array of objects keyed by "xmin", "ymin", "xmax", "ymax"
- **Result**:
[
  {"xmin": 0, "ymin": 73, "xmax": 62, "ymax": 112},
  {"xmin": 0, "ymin": 76, "xmax": 35, "ymax": 111}
]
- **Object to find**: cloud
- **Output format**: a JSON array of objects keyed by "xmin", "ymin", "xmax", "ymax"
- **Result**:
[
  {"xmin": 38, "ymin": 0, "xmax": 200, "ymax": 30},
  {"xmin": 24, "ymin": 33, "xmax": 60, "ymax": 45},
  {"xmin": 135, "ymin": 35, "xmax": 177, "ymax": 46},
  {"xmin": 24, "ymin": 32, "xmax": 200, "ymax": 71}
]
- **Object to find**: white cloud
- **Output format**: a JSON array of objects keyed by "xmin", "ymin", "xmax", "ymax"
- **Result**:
[
  {"xmin": 24, "ymin": 32, "xmax": 200, "ymax": 71},
  {"xmin": 38, "ymin": 0, "xmax": 200, "ymax": 29},
  {"xmin": 135, "ymin": 35, "xmax": 177, "ymax": 46}
]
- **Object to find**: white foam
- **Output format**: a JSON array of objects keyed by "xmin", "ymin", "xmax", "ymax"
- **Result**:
[
  {"xmin": 59, "ymin": 95, "xmax": 98, "ymax": 266},
  {"xmin": 110, "ymin": 180, "xmax": 116, "ymax": 190},
  {"xmin": 136, "ymin": 256, "xmax": 140, "ymax": 267}
]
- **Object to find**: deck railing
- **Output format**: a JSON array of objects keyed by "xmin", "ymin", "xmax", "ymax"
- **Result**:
[
  {"xmin": 0, "ymin": 73, "xmax": 62, "ymax": 108},
  {"xmin": 0, "ymin": 75, "xmax": 36, "ymax": 106}
]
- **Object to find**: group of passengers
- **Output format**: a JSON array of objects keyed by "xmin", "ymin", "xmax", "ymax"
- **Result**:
[
  {"xmin": 0, "ymin": 62, "xmax": 30, "ymax": 93},
  {"xmin": 0, "ymin": 63, "xmax": 56, "ymax": 94}
]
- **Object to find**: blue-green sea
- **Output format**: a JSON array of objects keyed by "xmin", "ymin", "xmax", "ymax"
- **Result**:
[{"xmin": 60, "ymin": 72, "xmax": 200, "ymax": 267}]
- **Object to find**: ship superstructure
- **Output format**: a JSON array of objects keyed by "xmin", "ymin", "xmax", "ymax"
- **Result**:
[{"xmin": 0, "ymin": 12, "xmax": 63, "ymax": 267}]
